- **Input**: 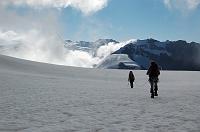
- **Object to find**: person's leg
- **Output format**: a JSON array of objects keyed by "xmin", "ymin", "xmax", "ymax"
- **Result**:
[
  {"xmin": 154, "ymin": 82, "xmax": 158, "ymax": 96},
  {"xmin": 150, "ymin": 81, "xmax": 153, "ymax": 93},
  {"xmin": 151, "ymin": 81, "xmax": 154, "ymax": 98},
  {"xmin": 150, "ymin": 80, "xmax": 154, "ymax": 98},
  {"xmin": 130, "ymin": 81, "xmax": 133, "ymax": 88}
]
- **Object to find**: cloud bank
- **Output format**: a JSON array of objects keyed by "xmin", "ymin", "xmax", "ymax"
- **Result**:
[
  {"xmin": 0, "ymin": 29, "xmax": 68, "ymax": 65},
  {"xmin": 0, "ymin": 29, "xmax": 130, "ymax": 68},
  {"xmin": 0, "ymin": 0, "xmax": 108, "ymax": 15},
  {"xmin": 96, "ymin": 39, "xmax": 136, "ymax": 59},
  {"xmin": 0, "ymin": 29, "xmax": 99, "ymax": 68},
  {"xmin": 164, "ymin": 0, "xmax": 200, "ymax": 11},
  {"xmin": 0, "ymin": 0, "xmax": 112, "ymax": 68}
]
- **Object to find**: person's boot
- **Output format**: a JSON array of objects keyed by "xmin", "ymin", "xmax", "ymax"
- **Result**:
[
  {"xmin": 154, "ymin": 91, "xmax": 158, "ymax": 96},
  {"xmin": 131, "ymin": 84, "xmax": 133, "ymax": 88},
  {"xmin": 151, "ymin": 93, "xmax": 154, "ymax": 98}
]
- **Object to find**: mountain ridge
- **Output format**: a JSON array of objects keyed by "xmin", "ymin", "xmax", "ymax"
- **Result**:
[
  {"xmin": 112, "ymin": 38, "xmax": 200, "ymax": 70},
  {"xmin": 1, "ymin": 38, "xmax": 200, "ymax": 70}
]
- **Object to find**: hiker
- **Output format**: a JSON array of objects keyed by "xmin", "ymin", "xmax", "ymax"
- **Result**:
[
  {"xmin": 128, "ymin": 71, "xmax": 135, "ymax": 88},
  {"xmin": 147, "ymin": 61, "xmax": 160, "ymax": 97}
]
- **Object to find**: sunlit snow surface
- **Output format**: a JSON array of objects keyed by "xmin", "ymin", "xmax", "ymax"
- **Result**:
[{"xmin": 0, "ymin": 55, "xmax": 200, "ymax": 132}]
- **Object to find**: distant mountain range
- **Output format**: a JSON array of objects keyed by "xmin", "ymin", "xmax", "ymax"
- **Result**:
[
  {"xmin": 1, "ymin": 38, "xmax": 200, "ymax": 70},
  {"xmin": 65, "ymin": 38, "xmax": 200, "ymax": 70},
  {"xmin": 65, "ymin": 39, "xmax": 118, "ymax": 53},
  {"xmin": 112, "ymin": 39, "xmax": 200, "ymax": 71}
]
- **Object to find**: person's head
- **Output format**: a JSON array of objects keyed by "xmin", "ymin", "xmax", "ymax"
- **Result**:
[
  {"xmin": 150, "ymin": 61, "xmax": 158, "ymax": 68},
  {"xmin": 151, "ymin": 61, "xmax": 157, "ymax": 66},
  {"xmin": 129, "ymin": 71, "xmax": 133, "ymax": 74}
]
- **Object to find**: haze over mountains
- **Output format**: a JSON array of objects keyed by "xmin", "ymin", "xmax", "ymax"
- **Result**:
[{"xmin": 0, "ymin": 38, "xmax": 200, "ymax": 70}]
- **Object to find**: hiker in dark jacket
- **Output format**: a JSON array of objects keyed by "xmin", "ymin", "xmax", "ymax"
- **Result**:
[
  {"xmin": 128, "ymin": 71, "xmax": 135, "ymax": 88},
  {"xmin": 147, "ymin": 61, "xmax": 160, "ymax": 96}
]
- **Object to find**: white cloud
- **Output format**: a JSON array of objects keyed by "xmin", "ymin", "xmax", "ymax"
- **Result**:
[
  {"xmin": 0, "ymin": 29, "xmax": 101, "ymax": 68},
  {"xmin": 187, "ymin": 0, "xmax": 200, "ymax": 9},
  {"xmin": 0, "ymin": 30, "xmax": 64, "ymax": 64},
  {"xmin": 65, "ymin": 50, "xmax": 100, "ymax": 68},
  {"xmin": 96, "ymin": 39, "xmax": 136, "ymax": 59},
  {"xmin": 164, "ymin": 0, "xmax": 200, "ymax": 11},
  {"xmin": 0, "ymin": 29, "xmax": 132, "ymax": 68},
  {"xmin": 0, "ymin": 0, "xmax": 108, "ymax": 15},
  {"xmin": 0, "ymin": 0, "xmax": 111, "ymax": 68}
]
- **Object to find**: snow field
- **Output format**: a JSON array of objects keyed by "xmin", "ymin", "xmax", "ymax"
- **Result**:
[{"xmin": 0, "ymin": 55, "xmax": 200, "ymax": 132}]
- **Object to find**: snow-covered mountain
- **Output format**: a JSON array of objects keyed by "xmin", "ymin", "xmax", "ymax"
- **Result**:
[
  {"xmin": 1, "ymin": 37, "xmax": 200, "ymax": 70},
  {"xmin": 64, "ymin": 39, "xmax": 119, "ymax": 53},
  {"xmin": 112, "ymin": 39, "xmax": 200, "ymax": 70},
  {"xmin": 96, "ymin": 54, "xmax": 141, "ymax": 69},
  {"xmin": 63, "ymin": 39, "xmax": 135, "ymax": 68},
  {"xmin": 64, "ymin": 38, "xmax": 200, "ymax": 70}
]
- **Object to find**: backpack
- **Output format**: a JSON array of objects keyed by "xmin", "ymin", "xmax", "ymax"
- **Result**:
[{"xmin": 129, "ymin": 73, "xmax": 135, "ymax": 81}]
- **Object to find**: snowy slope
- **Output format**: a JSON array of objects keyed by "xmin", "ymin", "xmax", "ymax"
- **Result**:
[
  {"xmin": 0, "ymin": 55, "xmax": 200, "ymax": 132},
  {"xmin": 96, "ymin": 54, "xmax": 141, "ymax": 69}
]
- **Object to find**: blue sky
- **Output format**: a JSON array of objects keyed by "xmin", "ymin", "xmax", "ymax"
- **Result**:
[
  {"xmin": 59, "ymin": 0, "xmax": 200, "ymax": 42},
  {"xmin": 1, "ymin": 0, "xmax": 200, "ymax": 42}
]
